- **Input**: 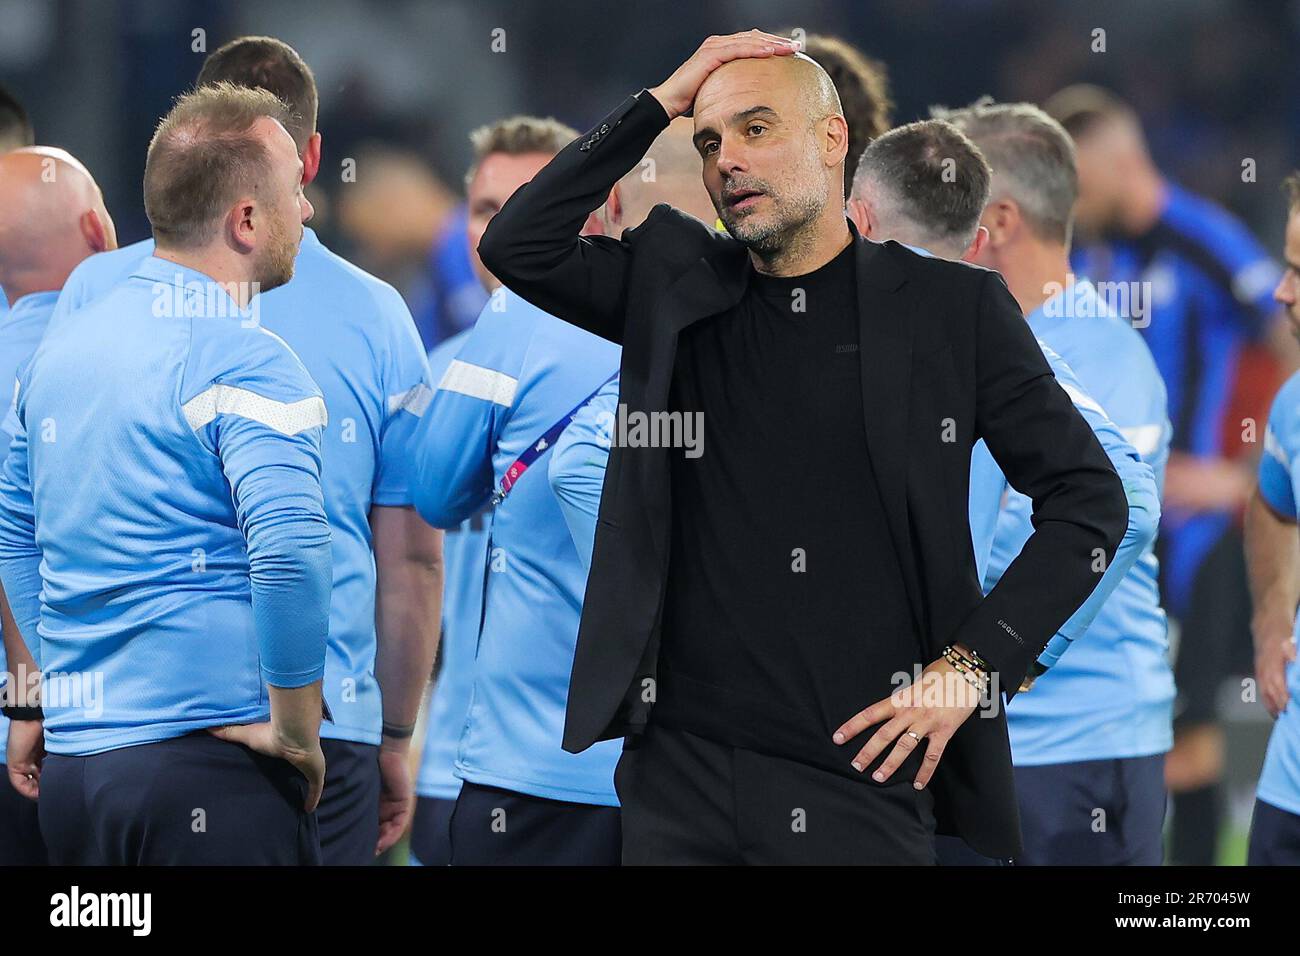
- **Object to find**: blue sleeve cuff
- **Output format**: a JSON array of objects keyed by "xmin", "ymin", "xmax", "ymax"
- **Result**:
[
  {"xmin": 260, "ymin": 661, "xmax": 327, "ymax": 689},
  {"xmin": 1259, "ymin": 452, "xmax": 1296, "ymax": 519}
]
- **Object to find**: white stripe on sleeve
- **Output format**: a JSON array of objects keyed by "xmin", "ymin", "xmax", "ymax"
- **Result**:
[
  {"xmin": 387, "ymin": 383, "xmax": 434, "ymax": 417},
  {"xmin": 437, "ymin": 360, "xmax": 517, "ymax": 407},
  {"xmin": 183, "ymin": 384, "xmax": 328, "ymax": 436},
  {"xmin": 1120, "ymin": 424, "xmax": 1164, "ymax": 459},
  {"xmin": 1265, "ymin": 424, "xmax": 1291, "ymax": 473},
  {"xmin": 1059, "ymin": 381, "xmax": 1107, "ymax": 418}
]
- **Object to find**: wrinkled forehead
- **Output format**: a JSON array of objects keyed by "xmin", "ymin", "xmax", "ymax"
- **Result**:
[{"xmin": 692, "ymin": 58, "xmax": 800, "ymax": 135}]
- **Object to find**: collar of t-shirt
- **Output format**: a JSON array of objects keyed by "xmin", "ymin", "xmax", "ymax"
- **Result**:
[{"xmin": 747, "ymin": 238, "xmax": 856, "ymax": 301}]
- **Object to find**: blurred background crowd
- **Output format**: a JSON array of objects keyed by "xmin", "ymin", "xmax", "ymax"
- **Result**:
[{"xmin": 2, "ymin": 0, "xmax": 1296, "ymax": 863}]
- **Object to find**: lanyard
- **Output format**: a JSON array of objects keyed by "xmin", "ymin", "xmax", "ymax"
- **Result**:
[
  {"xmin": 489, "ymin": 370, "xmax": 618, "ymax": 506},
  {"xmin": 476, "ymin": 369, "xmax": 618, "ymax": 650}
]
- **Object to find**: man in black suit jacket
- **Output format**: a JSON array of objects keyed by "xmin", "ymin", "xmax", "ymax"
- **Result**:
[{"xmin": 479, "ymin": 31, "xmax": 1129, "ymax": 863}]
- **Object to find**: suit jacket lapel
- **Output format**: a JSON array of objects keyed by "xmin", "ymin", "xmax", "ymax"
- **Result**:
[
  {"xmin": 854, "ymin": 238, "xmax": 925, "ymax": 628},
  {"xmin": 637, "ymin": 243, "xmax": 749, "ymax": 567},
  {"xmin": 666, "ymin": 242, "xmax": 751, "ymax": 333}
]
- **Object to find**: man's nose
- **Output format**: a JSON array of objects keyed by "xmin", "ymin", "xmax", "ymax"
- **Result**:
[
  {"xmin": 1275, "ymin": 274, "xmax": 1294, "ymax": 305},
  {"xmin": 714, "ymin": 137, "xmax": 746, "ymax": 176}
]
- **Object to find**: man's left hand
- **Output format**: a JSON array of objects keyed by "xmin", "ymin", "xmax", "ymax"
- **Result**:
[
  {"xmin": 375, "ymin": 742, "xmax": 415, "ymax": 856},
  {"xmin": 833, "ymin": 655, "xmax": 983, "ymax": 790}
]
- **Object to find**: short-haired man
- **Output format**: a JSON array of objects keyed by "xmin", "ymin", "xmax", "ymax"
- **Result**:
[
  {"xmin": 0, "ymin": 83, "xmax": 46, "ymax": 867},
  {"xmin": 0, "ymin": 83, "xmax": 330, "ymax": 865},
  {"xmin": 1047, "ymin": 85, "xmax": 1285, "ymax": 864},
  {"xmin": 409, "ymin": 110, "xmax": 640, "ymax": 865},
  {"xmin": 480, "ymin": 32, "xmax": 1128, "ymax": 864},
  {"xmin": 848, "ymin": 119, "xmax": 991, "ymax": 260},
  {"xmin": 550, "ymin": 117, "xmax": 719, "ymax": 575},
  {"xmin": 0, "ymin": 146, "xmax": 117, "ymax": 866},
  {"xmin": 1244, "ymin": 173, "xmax": 1300, "ymax": 865},
  {"xmin": 854, "ymin": 110, "xmax": 1171, "ymax": 864},
  {"xmin": 53, "ymin": 36, "xmax": 441, "ymax": 865},
  {"xmin": 410, "ymin": 114, "xmax": 579, "ymax": 865}
]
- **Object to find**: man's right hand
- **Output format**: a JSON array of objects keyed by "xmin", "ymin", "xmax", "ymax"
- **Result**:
[
  {"xmin": 1254, "ymin": 619, "xmax": 1296, "ymax": 718},
  {"xmin": 7, "ymin": 717, "xmax": 44, "ymax": 801},
  {"xmin": 209, "ymin": 722, "xmax": 326, "ymax": 812},
  {"xmin": 648, "ymin": 30, "xmax": 799, "ymax": 120}
]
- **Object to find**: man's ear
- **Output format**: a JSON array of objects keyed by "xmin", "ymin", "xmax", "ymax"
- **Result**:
[
  {"xmin": 961, "ymin": 225, "xmax": 990, "ymax": 263},
  {"xmin": 229, "ymin": 199, "xmax": 258, "ymax": 252},
  {"xmin": 79, "ymin": 209, "xmax": 110, "ymax": 254},
  {"xmin": 302, "ymin": 132, "xmax": 323, "ymax": 187},
  {"xmin": 982, "ymin": 199, "xmax": 1019, "ymax": 249},
  {"xmin": 846, "ymin": 195, "xmax": 873, "ymax": 239},
  {"xmin": 825, "ymin": 114, "xmax": 850, "ymax": 168}
]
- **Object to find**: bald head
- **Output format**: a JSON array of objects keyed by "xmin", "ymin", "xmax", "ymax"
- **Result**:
[
  {"xmin": 607, "ymin": 117, "xmax": 716, "ymax": 232},
  {"xmin": 0, "ymin": 147, "xmax": 116, "ymax": 304},
  {"xmin": 695, "ymin": 53, "xmax": 841, "ymax": 134},
  {"xmin": 787, "ymin": 52, "xmax": 842, "ymax": 121},
  {"xmin": 691, "ymin": 52, "xmax": 849, "ymax": 263}
]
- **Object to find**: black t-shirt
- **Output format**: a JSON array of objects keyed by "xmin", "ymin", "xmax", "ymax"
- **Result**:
[{"xmin": 655, "ymin": 239, "xmax": 923, "ymax": 773}]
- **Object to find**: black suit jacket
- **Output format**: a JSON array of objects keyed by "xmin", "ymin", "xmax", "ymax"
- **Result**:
[{"xmin": 478, "ymin": 90, "xmax": 1129, "ymax": 857}]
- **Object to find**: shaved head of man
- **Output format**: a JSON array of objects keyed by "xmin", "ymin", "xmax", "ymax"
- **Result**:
[
  {"xmin": 0, "ymin": 146, "xmax": 116, "ymax": 304},
  {"xmin": 603, "ymin": 117, "xmax": 716, "ymax": 235},
  {"xmin": 691, "ymin": 51, "xmax": 849, "ymax": 270}
]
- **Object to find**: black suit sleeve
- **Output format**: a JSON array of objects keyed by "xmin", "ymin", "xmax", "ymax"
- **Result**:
[
  {"xmin": 476, "ymin": 91, "xmax": 673, "ymax": 345},
  {"xmin": 953, "ymin": 270, "xmax": 1129, "ymax": 696}
]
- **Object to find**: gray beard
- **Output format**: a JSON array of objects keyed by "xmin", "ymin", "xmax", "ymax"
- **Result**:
[
  {"xmin": 740, "ymin": 206, "xmax": 824, "ymax": 272},
  {"xmin": 727, "ymin": 189, "xmax": 823, "ymax": 258}
]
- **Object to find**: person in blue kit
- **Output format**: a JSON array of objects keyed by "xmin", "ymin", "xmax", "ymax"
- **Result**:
[
  {"xmin": 848, "ymin": 115, "xmax": 1165, "ymax": 864},
  {"xmin": 50, "ymin": 37, "xmax": 442, "ymax": 865},
  {"xmin": 407, "ymin": 115, "xmax": 578, "ymax": 866},
  {"xmin": 410, "ymin": 288, "xmax": 621, "ymax": 867},
  {"xmin": 1047, "ymin": 85, "xmax": 1287, "ymax": 864},
  {"xmin": 0, "ymin": 145, "xmax": 117, "ymax": 866},
  {"xmin": 0, "ymin": 83, "xmax": 331, "ymax": 866},
  {"xmin": 549, "ymin": 120, "xmax": 722, "ymax": 572},
  {"xmin": 409, "ymin": 328, "xmax": 488, "ymax": 866},
  {"xmin": 408, "ymin": 114, "xmax": 714, "ymax": 866},
  {"xmin": 1245, "ymin": 172, "xmax": 1300, "ymax": 865},
  {"xmin": 939, "ymin": 101, "xmax": 1174, "ymax": 864},
  {"xmin": 549, "ymin": 373, "xmax": 622, "ymax": 572},
  {"xmin": 0, "ymin": 86, "xmax": 39, "ymax": 867}
]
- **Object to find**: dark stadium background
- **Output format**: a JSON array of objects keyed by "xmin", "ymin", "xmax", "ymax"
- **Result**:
[{"xmin": 2, "ymin": 0, "xmax": 1295, "ymax": 864}]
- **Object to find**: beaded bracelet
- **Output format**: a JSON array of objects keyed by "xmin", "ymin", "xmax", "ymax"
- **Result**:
[{"xmin": 942, "ymin": 645, "xmax": 989, "ymax": 696}]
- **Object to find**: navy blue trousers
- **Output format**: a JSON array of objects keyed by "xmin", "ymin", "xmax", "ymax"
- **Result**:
[
  {"xmin": 1247, "ymin": 798, "xmax": 1300, "ymax": 865},
  {"xmin": 937, "ymin": 754, "xmax": 1166, "ymax": 865},
  {"xmin": 317, "ymin": 738, "xmax": 380, "ymax": 866},
  {"xmin": 0, "ymin": 762, "xmax": 46, "ymax": 865},
  {"xmin": 39, "ymin": 733, "xmax": 320, "ymax": 865},
  {"xmin": 448, "ymin": 781, "xmax": 621, "ymax": 865},
  {"xmin": 410, "ymin": 794, "xmax": 457, "ymax": 866}
]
